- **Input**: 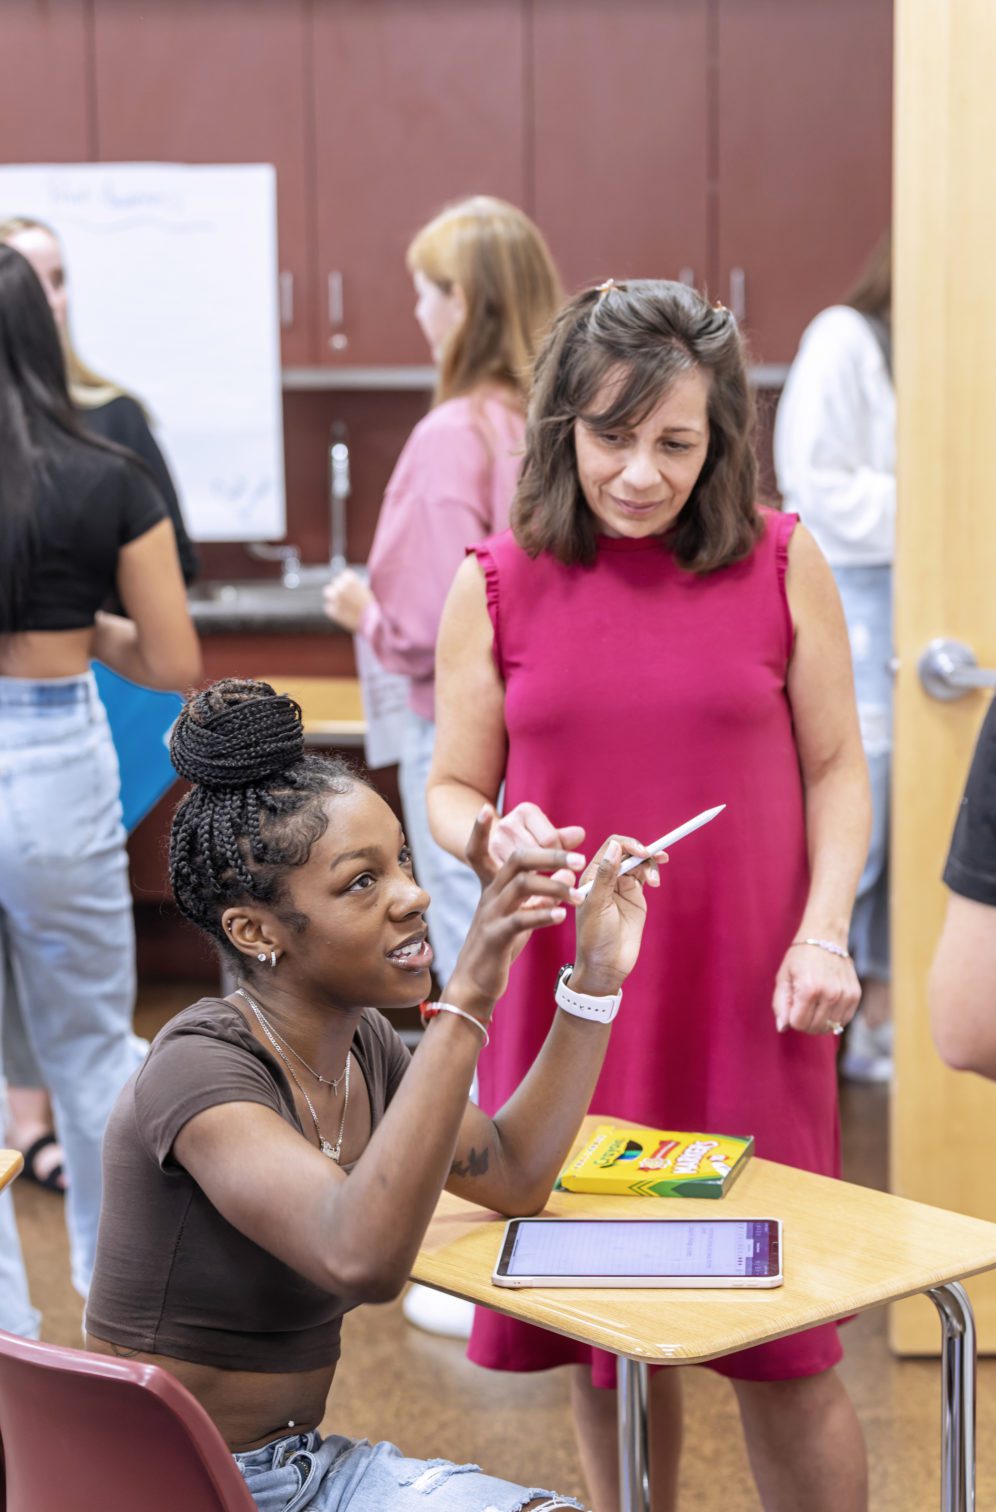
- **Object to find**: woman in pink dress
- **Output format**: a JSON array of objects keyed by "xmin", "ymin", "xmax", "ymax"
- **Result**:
[{"xmin": 429, "ymin": 281, "xmax": 871, "ymax": 1511}]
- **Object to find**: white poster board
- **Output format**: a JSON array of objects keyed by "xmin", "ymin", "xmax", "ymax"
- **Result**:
[{"xmin": 0, "ymin": 163, "xmax": 285, "ymax": 541}]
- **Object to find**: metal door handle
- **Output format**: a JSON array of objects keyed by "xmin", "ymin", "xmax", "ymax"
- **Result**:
[
  {"xmin": 279, "ymin": 271, "xmax": 294, "ymax": 327},
  {"xmin": 918, "ymin": 638, "xmax": 996, "ymax": 701},
  {"xmin": 328, "ymin": 271, "xmax": 348, "ymax": 351},
  {"xmin": 729, "ymin": 266, "xmax": 747, "ymax": 324}
]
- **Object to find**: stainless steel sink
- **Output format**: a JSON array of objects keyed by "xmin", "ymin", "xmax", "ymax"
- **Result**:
[{"xmin": 187, "ymin": 575, "xmax": 360, "ymax": 632}]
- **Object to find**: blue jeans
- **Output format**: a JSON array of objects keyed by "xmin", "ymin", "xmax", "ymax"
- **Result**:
[
  {"xmin": 0, "ymin": 673, "xmax": 146, "ymax": 1318},
  {"xmin": 833, "ymin": 565, "xmax": 893, "ymax": 980},
  {"xmin": 398, "ymin": 710, "xmax": 481, "ymax": 989},
  {"xmin": 233, "ymin": 1431, "xmax": 584, "ymax": 1511}
]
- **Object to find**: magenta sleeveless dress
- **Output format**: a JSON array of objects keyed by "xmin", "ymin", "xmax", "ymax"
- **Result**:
[{"xmin": 470, "ymin": 508, "xmax": 842, "ymax": 1384}]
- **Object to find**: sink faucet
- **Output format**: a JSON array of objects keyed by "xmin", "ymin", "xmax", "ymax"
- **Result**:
[
  {"xmin": 329, "ymin": 420, "xmax": 350, "ymax": 575},
  {"xmin": 244, "ymin": 540, "xmax": 303, "ymax": 587}
]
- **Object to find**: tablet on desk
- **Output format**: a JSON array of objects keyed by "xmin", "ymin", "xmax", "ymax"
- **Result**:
[{"xmin": 492, "ymin": 1217, "xmax": 783, "ymax": 1289}]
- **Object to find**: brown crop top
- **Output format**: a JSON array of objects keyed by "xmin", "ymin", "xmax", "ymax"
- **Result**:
[{"xmin": 86, "ymin": 999, "xmax": 411, "ymax": 1373}]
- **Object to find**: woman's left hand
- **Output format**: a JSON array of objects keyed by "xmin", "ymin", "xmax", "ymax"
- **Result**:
[
  {"xmin": 572, "ymin": 836, "xmax": 661, "ymax": 995},
  {"xmin": 771, "ymin": 941, "xmax": 861, "ymax": 1036},
  {"xmin": 323, "ymin": 569, "xmax": 374, "ymax": 632}
]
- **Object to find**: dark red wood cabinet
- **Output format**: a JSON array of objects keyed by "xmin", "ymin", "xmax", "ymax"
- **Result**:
[
  {"xmin": 0, "ymin": 0, "xmax": 92, "ymax": 161},
  {"xmin": 90, "ymin": 0, "xmax": 316, "ymax": 366},
  {"xmin": 531, "ymin": 0, "xmax": 710, "ymax": 295},
  {"xmin": 715, "ymin": 0, "xmax": 893, "ymax": 363},
  {"xmin": 5, "ymin": 0, "xmax": 894, "ymax": 368},
  {"xmin": 311, "ymin": 0, "xmax": 528, "ymax": 366}
]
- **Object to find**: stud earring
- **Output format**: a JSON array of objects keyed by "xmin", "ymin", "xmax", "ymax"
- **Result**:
[{"xmin": 257, "ymin": 952, "xmax": 267, "ymax": 963}]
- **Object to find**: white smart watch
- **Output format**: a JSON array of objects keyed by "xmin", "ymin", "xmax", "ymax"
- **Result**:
[{"xmin": 555, "ymin": 964, "xmax": 623, "ymax": 1024}]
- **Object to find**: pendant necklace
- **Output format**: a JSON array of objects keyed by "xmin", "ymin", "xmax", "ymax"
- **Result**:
[{"xmin": 235, "ymin": 987, "xmax": 350, "ymax": 1162}]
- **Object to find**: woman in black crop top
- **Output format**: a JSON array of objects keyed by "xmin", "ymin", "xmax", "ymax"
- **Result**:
[
  {"xmin": 1, "ymin": 214, "xmax": 201, "ymax": 1201},
  {"xmin": 0, "ymin": 216, "xmax": 199, "ymax": 585},
  {"xmin": 0, "ymin": 244, "xmax": 201, "ymax": 1343},
  {"xmin": 86, "ymin": 677, "xmax": 659, "ymax": 1511}
]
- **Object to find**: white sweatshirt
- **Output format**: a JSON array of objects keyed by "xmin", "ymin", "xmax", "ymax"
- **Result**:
[{"xmin": 774, "ymin": 305, "xmax": 895, "ymax": 566}]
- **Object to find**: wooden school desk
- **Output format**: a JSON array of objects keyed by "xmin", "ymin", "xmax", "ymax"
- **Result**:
[
  {"xmin": 412, "ymin": 1116, "xmax": 996, "ymax": 1512},
  {"xmin": 0, "ymin": 1150, "xmax": 23, "ymax": 1194}
]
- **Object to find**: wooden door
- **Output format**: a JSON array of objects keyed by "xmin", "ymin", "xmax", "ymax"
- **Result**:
[
  {"xmin": 311, "ymin": 0, "xmax": 527, "ymax": 367},
  {"xmin": 716, "ymin": 0, "xmax": 893, "ymax": 365},
  {"xmin": 890, "ymin": 0, "xmax": 996, "ymax": 1352},
  {"xmin": 530, "ymin": 0, "xmax": 709, "ymax": 296},
  {"xmin": 92, "ymin": 0, "xmax": 315, "ymax": 365},
  {"xmin": 0, "ymin": 0, "xmax": 91, "ymax": 161}
]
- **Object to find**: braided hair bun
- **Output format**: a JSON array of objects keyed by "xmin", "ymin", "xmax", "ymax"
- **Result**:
[
  {"xmin": 168, "ymin": 678, "xmax": 361, "ymax": 956},
  {"xmin": 170, "ymin": 679, "xmax": 305, "ymax": 791}
]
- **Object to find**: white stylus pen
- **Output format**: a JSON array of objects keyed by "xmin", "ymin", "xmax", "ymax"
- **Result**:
[{"xmin": 574, "ymin": 804, "xmax": 726, "ymax": 899}]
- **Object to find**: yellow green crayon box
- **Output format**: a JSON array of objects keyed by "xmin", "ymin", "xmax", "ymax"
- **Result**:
[{"xmin": 557, "ymin": 1123, "xmax": 754, "ymax": 1198}]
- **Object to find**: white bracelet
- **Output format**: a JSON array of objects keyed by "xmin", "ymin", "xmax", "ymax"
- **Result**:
[
  {"xmin": 555, "ymin": 965, "xmax": 623, "ymax": 1024},
  {"xmin": 790, "ymin": 938, "xmax": 851, "ymax": 961},
  {"xmin": 422, "ymin": 1001, "xmax": 490, "ymax": 1047}
]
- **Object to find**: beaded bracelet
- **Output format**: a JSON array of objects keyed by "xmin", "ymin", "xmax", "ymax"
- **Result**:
[
  {"xmin": 790, "ymin": 938, "xmax": 851, "ymax": 960},
  {"xmin": 419, "ymin": 1000, "xmax": 490, "ymax": 1047}
]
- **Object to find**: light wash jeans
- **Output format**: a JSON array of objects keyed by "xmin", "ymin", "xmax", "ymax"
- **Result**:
[
  {"xmin": 833, "ymin": 565, "xmax": 893, "ymax": 981},
  {"xmin": 233, "ymin": 1430, "xmax": 583, "ymax": 1511},
  {"xmin": 0, "ymin": 673, "xmax": 146, "ymax": 1321},
  {"xmin": 397, "ymin": 710, "xmax": 480, "ymax": 989}
]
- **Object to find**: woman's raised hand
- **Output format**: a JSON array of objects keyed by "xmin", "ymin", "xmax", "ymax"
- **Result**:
[
  {"xmin": 572, "ymin": 836, "xmax": 661, "ymax": 996},
  {"xmin": 445, "ymin": 805, "xmax": 586, "ymax": 1019},
  {"xmin": 481, "ymin": 801, "xmax": 585, "ymax": 881}
]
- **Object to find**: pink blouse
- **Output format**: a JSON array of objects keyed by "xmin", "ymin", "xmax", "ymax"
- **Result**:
[{"xmin": 359, "ymin": 392, "xmax": 525, "ymax": 720}]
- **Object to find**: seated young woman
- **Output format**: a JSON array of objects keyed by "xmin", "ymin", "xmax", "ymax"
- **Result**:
[{"xmin": 85, "ymin": 677, "xmax": 659, "ymax": 1512}]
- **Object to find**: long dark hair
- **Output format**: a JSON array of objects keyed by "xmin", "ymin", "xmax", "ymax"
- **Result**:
[
  {"xmin": 512, "ymin": 280, "xmax": 761, "ymax": 573},
  {"xmin": 0, "ymin": 244, "xmax": 141, "ymax": 633}
]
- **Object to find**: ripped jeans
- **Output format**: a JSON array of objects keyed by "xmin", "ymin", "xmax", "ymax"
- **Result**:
[
  {"xmin": 233, "ymin": 1431, "xmax": 585, "ymax": 1512},
  {"xmin": 833, "ymin": 564, "xmax": 893, "ymax": 981}
]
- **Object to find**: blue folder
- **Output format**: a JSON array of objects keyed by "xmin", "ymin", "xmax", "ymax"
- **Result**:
[{"xmin": 92, "ymin": 663, "xmax": 184, "ymax": 833}]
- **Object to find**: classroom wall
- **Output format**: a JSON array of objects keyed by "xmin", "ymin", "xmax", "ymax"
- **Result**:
[{"xmin": 2, "ymin": 0, "xmax": 893, "ymax": 567}]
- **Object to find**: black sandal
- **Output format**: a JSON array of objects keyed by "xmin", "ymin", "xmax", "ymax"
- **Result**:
[{"xmin": 21, "ymin": 1132, "xmax": 67, "ymax": 1195}]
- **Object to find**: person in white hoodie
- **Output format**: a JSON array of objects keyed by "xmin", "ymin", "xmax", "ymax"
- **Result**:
[{"xmin": 774, "ymin": 234, "xmax": 894, "ymax": 1080}]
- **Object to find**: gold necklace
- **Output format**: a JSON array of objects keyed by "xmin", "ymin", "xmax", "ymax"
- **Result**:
[{"xmin": 236, "ymin": 988, "xmax": 350, "ymax": 1162}]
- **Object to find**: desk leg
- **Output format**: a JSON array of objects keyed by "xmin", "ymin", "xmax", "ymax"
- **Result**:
[
  {"xmin": 617, "ymin": 1357, "xmax": 650, "ymax": 1512},
  {"xmin": 928, "ymin": 1282, "xmax": 976, "ymax": 1512}
]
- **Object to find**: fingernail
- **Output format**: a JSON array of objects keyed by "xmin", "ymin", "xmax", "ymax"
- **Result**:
[
  {"xmin": 477, "ymin": 804, "xmax": 491, "ymax": 822},
  {"xmin": 569, "ymin": 888, "xmax": 585, "ymax": 904},
  {"xmin": 566, "ymin": 852, "xmax": 586, "ymax": 868},
  {"xmin": 649, "ymin": 866, "xmax": 660, "ymax": 885},
  {"xmin": 606, "ymin": 840, "xmax": 622, "ymax": 862},
  {"xmin": 551, "ymin": 907, "xmax": 567, "ymax": 923}
]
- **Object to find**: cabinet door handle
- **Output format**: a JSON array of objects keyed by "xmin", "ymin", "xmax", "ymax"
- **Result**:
[
  {"xmin": 327, "ymin": 271, "xmax": 348, "ymax": 350},
  {"xmin": 279, "ymin": 271, "xmax": 294, "ymax": 327},
  {"xmin": 918, "ymin": 638, "xmax": 996, "ymax": 701},
  {"xmin": 729, "ymin": 266, "xmax": 747, "ymax": 324}
]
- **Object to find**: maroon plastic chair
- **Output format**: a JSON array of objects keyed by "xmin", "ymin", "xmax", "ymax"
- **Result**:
[{"xmin": 0, "ymin": 1329, "xmax": 257, "ymax": 1511}]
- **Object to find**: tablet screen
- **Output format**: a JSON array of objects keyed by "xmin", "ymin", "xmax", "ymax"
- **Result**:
[{"xmin": 500, "ymin": 1219, "xmax": 779, "ymax": 1278}]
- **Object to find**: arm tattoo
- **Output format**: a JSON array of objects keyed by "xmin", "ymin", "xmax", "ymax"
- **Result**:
[{"xmin": 450, "ymin": 1144, "xmax": 490, "ymax": 1179}]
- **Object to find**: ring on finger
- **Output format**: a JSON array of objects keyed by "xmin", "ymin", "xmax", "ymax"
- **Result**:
[{"xmin": 828, "ymin": 1020, "xmax": 845, "ymax": 1037}]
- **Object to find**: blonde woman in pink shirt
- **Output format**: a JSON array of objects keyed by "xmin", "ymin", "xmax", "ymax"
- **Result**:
[{"xmin": 325, "ymin": 197, "xmax": 561, "ymax": 991}]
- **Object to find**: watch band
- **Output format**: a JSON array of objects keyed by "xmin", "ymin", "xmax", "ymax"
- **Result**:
[{"xmin": 555, "ymin": 964, "xmax": 622, "ymax": 1024}]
